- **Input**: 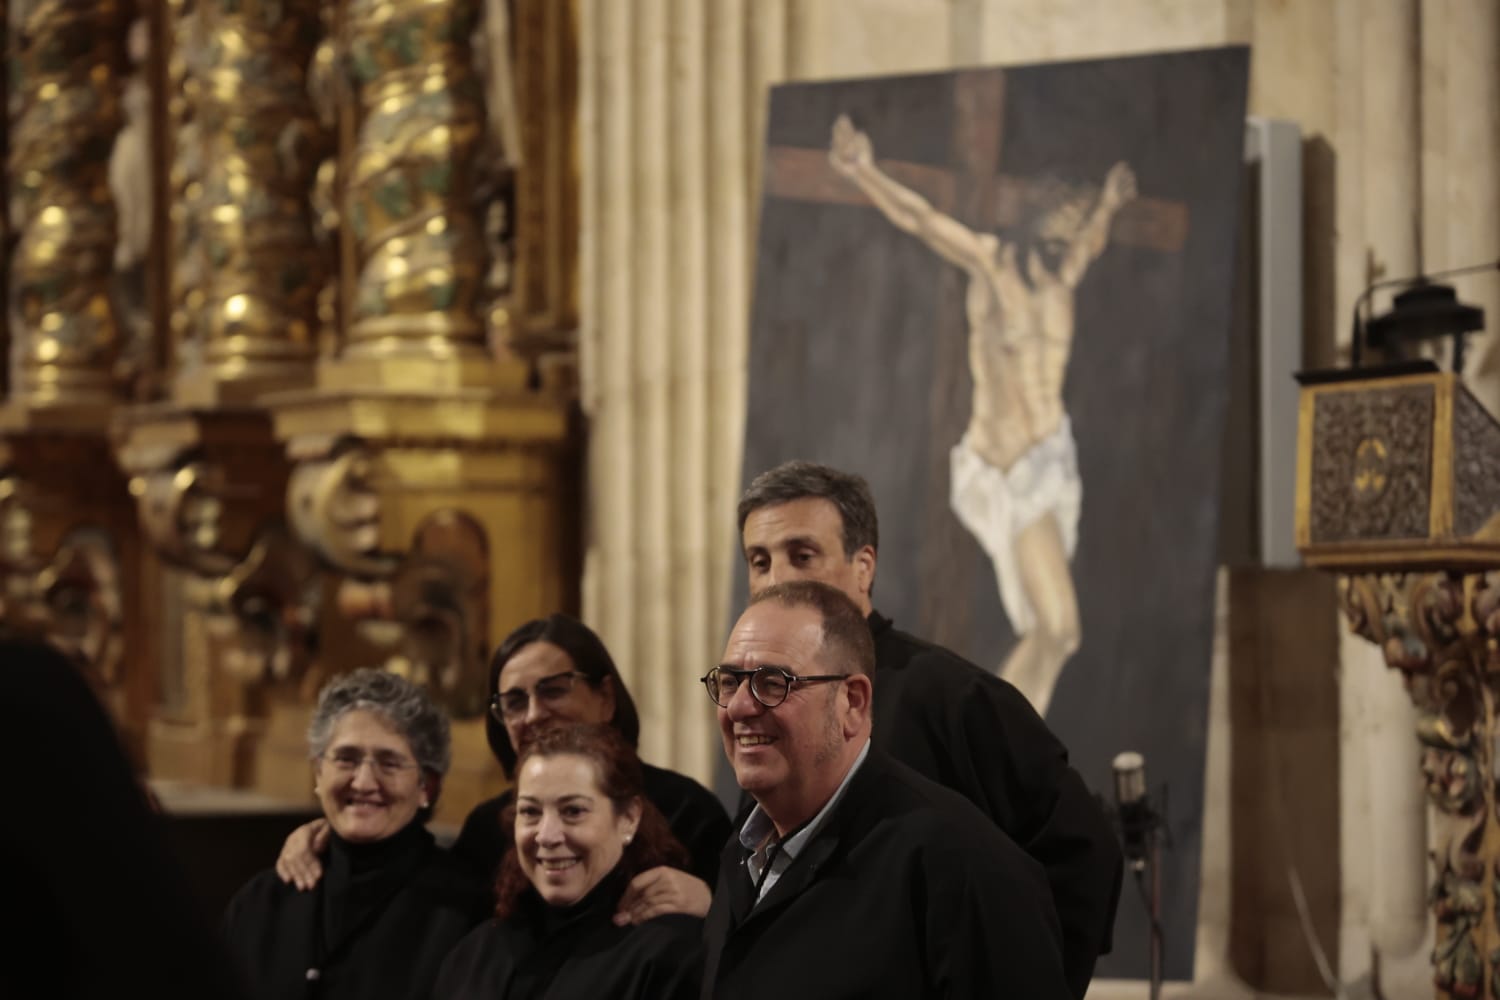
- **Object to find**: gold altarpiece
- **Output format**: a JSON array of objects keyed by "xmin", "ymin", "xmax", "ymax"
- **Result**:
[
  {"xmin": 1298, "ymin": 368, "xmax": 1500, "ymax": 999},
  {"xmin": 2, "ymin": 0, "xmax": 580, "ymax": 826}
]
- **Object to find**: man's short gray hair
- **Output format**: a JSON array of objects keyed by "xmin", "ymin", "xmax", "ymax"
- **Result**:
[
  {"xmin": 736, "ymin": 461, "xmax": 879, "ymax": 557},
  {"xmin": 307, "ymin": 668, "xmax": 452, "ymax": 780}
]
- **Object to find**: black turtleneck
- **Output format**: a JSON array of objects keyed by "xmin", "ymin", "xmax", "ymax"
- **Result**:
[
  {"xmin": 433, "ymin": 863, "xmax": 704, "ymax": 1000},
  {"xmin": 224, "ymin": 819, "xmax": 488, "ymax": 1000},
  {"xmin": 321, "ymin": 821, "xmax": 433, "ymax": 954}
]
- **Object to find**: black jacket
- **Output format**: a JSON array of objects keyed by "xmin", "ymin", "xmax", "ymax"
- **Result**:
[
  {"xmin": 703, "ymin": 749, "xmax": 1070, "ymax": 1000},
  {"xmin": 434, "ymin": 869, "xmax": 703, "ymax": 999},
  {"xmin": 451, "ymin": 762, "xmax": 730, "ymax": 884},
  {"xmin": 223, "ymin": 822, "xmax": 488, "ymax": 1000},
  {"xmin": 2, "ymin": 640, "xmax": 246, "ymax": 1000},
  {"xmin": 869, "ymin": 612, "xmax": 1123, "ymax": 997}
]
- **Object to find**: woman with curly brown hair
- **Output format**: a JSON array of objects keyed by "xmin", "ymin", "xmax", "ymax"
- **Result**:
[{"xmin": 433, "ymin": 723, "xmax": 704, "ymax": 999}]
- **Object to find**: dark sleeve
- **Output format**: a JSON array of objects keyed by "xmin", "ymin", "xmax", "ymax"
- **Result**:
[
  {"xmin": 448, "ymin": 794, "xmax": 510, "ymax": 883},
  {"xmin": 635, "ymin": 917, "xmax": 706, "ymax": 1000},
  {"xmin": 3, "ymin": 641, "xmax": 247, "ymax": 1000},
  {"xmin": 924, "ymin": 656, "xmax": 1123, "ymax": 997},
  {"xmin": 919, "ymin": 827, "xmax": 1071, "ymax": 1000},
  {"xmin": 220, "ymin": 871, "xmax": 287, "ymax": 997}
]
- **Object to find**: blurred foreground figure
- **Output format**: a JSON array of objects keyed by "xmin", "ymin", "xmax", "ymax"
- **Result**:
[{"xmin": 0, "ymin": 639, "xmax": 245, "ymax": 999}]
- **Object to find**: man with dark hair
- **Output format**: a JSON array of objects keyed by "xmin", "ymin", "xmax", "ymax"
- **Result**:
[
  {"xmin": 701, "ymin": 581, "xmax": 1069, "ymax": 999},
  {"xmin": 738, "ymin": 460, "xmax": 1122, "ymax": 999}
]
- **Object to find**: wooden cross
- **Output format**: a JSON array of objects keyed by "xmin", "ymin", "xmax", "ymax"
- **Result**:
[{"xmin": 763, "ymin": 72, "xmax": 1190, "ymax": 255}]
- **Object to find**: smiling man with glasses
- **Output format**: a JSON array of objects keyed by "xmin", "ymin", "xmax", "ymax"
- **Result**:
[
  {"xmin": 737, "ymin": 460, "xmax": 1121, "ymax": 998},
  {"xmin": 700, "ymin": 580, "xmax": 1069, "ymax": 1000}
]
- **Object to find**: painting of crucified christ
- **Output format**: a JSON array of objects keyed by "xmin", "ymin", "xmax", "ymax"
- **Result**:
[
  {"xmin": 732, "ymin": 50, "xmax": 1249, "ymax": 981},
  {"xmin": 829, "ymin": 113, "xmax": 1137, "ymax": 715}
]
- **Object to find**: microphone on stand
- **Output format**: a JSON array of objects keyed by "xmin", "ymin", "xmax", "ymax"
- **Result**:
[
  {"xmin": 1112, "ymin": 751, "xmax": 1152, "ymax": 871},
  {"xmin": 1111, "ymin": 750, "xmax": 1166, "ymax": 1000}
]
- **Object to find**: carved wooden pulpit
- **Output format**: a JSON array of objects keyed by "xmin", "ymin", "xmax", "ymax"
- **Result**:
[{"xmin": 1297, "ymin": 364, "xmax": 1500, "ymax": 999}]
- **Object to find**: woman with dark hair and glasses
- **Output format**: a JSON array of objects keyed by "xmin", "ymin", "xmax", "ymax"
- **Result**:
[
  {"xmin": 434, "ymin": 724, "xmax": 704, "ymax": 999},
  {"xmin": 224, "ymin": 668, "xmax": 489, "ymax": 1000},
  {"xmin": 276, "ymin": 615, "xmax": 730, "ymax": 926},
  {"xmin": 452, "ymin": 614, "xmax": 729, "ymax": 888}
]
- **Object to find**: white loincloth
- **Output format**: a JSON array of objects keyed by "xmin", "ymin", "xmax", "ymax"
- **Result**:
[{"xmin": 948, "ymin": 417, "xmax": 1081, "ymax": 636}]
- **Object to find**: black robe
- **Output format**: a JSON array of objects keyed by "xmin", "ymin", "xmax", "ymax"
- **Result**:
[
  {"xmin": 869, "ymin": 611, "xmax": 1123, "ymax": 997},
  {"xmin": 223, "ymin": 822, "xmax": 488, "ymax": 1000},
  {"xmin": 433, "ymin": 868, "xmax": 704, "ymax": 1000},
  {"xmin": 2, "ymin": 639, "xmax": 246, "ymax": 1000},
  {"xmin": 703, "ymin": 749, "xmax": 1070, "ymax": 1000},
  {"xmin": 450, "ymin": 762, "xmax": 729, "ymax": 884}
]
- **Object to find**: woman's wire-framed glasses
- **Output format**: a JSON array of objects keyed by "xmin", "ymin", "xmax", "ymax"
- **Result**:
[{"xmin": 321, "ymin": 748, "xmax": 417, "ymax": 778}]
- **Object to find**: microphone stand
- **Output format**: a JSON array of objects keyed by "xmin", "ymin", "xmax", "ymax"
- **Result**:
[
  {"xmin": 1110, "ymin": 754, "xmax": 1170, "ymax": 998},
  {"xmin": 1132, "ymin": 784, "xmax": 1168, "ymax": 1000},
  {"xmin": 1148, "ymin": 829, "xmax": 1163, "ymax": 1000}
]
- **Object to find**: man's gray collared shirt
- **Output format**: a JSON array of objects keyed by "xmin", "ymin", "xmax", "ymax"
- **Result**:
[{"xmin": 737, "ymin": 739, "xmax": 872, "ymax": 904}]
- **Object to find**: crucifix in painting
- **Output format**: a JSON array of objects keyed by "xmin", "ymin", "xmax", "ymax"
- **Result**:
[
  {"xmin": 763, "ymin": 72, "xmax": 1185, "ymax": 716},
  {"xmin": 740, "ymin": 53, "xmax": 1249, "ymax": 979}
]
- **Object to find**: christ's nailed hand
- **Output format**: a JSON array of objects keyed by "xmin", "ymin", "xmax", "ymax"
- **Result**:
[
  {"xmin": 1102, "ymin": 162, "xmax": 1138, "ymax": 208},
  {"xmin": 829, "ymin": 114, "xmax": 873, "ymax": 175}
]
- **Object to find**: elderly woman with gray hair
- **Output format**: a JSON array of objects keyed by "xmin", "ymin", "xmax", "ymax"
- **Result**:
[{"xmin": 223, "ymin": 669, "xmax": 489, "ymax": 1000}]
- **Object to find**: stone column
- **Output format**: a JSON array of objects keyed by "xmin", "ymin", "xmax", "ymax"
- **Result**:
[
  {"xmin": 1331, "ymin": 1, "xmax": 1434, "ymax": 990},
  {"xmin": 1422, "ymin": 0, "xmax": 1500, "ymax": 412},
  {"xmin": 578, "ymin": 0, "xmax": 788, "ymax": 782}
]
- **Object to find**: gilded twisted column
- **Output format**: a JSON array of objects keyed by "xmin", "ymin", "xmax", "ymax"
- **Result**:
[
  {"xmin": 173, "ymin": 0, "xmax": 325, "ymax": 398},
  {"xmin": 1339, "ymin": 573, "xmax": 1499, "ymax": 998},
  {"xmin": 166, "ymin": 0, "xmax": 206, "ymax": 356},
  {"xmin": 343, "ymin": 0, "xmax": 488, "ymax": 362},
  {"xmin": 7, "ymin": 0, "xmax": 127, "ymax": 404}
]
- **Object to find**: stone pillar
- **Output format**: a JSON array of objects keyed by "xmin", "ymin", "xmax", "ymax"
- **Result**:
[
  {"xmin": 578, "ymin": 0, "xmax": 789, "ymax": 781},
  {"xmin": 1330, "ymin": 1, "xmax": 1434, "ymax": 991},
  {"xmin": 1422, "ymin": 0, "xmax": 1500, "ymax": 411}
]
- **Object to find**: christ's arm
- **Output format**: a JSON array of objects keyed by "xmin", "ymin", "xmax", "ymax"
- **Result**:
[
  {"xmin": 1057, "ymin": 161, "xmax": 1136, "ymax": 287},
  {"xmin": 829, "ymin": 114, "xmax": 992, "ymax": 273}
]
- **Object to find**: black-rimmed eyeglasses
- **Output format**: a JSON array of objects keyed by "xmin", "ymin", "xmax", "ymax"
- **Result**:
[
  {"xmin": 700, "ymin": 665, "xmax": 847, "ymax": 709},
  {"xmin": 490, "ymin": 670, "xmax": 591, "ymax": 723}
]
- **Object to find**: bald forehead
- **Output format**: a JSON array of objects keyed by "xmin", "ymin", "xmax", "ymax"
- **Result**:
[{"xmin": 724, "ymin": 601, "xmax": 825, "ymax": 666}]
